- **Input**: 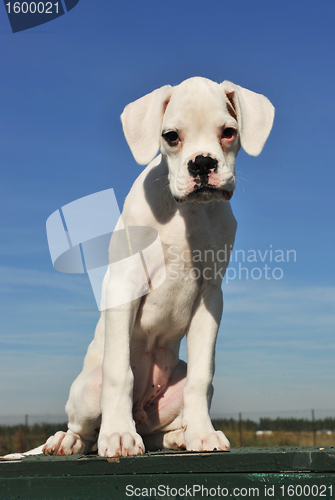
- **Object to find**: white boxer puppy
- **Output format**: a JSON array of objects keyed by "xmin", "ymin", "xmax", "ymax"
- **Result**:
[{"xmin": 43, "ymin": 77, "xmax": 274, "ymax": 457}]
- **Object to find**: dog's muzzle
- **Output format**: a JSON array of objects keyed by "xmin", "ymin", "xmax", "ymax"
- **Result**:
[{"xmin": 178, "ymin": 155, "xmax": 234, "ymax": 203}]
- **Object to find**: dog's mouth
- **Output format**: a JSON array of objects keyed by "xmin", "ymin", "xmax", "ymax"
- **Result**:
[{"xmin": 174, "ymin": 185, "xmax": 234, "ymax": 204}]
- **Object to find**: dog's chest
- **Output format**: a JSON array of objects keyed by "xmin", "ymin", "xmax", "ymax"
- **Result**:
[{"xmin": 134, "ymin": 207, "xmax": 226, "ymax": 337}]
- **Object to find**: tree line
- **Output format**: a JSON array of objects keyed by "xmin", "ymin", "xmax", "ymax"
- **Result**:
[{"xmin": 212, "ymin": 417, "xmax": 335, "ymax": 432}]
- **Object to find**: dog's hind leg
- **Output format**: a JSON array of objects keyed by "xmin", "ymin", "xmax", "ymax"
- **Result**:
[
  {"xmin": 44, "ymin": 316, "xmax": 105, "ymax": 456},
  {"xmin": 43, "ymin": 362, "xmax": 103, "ymax": 455}
]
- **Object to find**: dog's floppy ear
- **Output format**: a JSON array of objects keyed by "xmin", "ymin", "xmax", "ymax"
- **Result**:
[
  {"xmin": 121, "ymin": 85, "xmax": 173, "ymax": 165},
  {"xmin": 220, "ymin": 81, "xmax": 275, "ymax": 156}
]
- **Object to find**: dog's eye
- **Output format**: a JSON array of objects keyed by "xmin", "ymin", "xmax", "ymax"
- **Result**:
[
  {"xmin": 162, "ymin": 131, "xmax": 180, "ymax": 146},
  {"xmin": 222, "ymin": 127, "xmax": 236, "ymax": 139}
]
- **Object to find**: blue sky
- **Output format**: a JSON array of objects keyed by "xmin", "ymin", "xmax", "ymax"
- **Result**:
[{"xmin": 0, "ymin": 0, "xmax": 334, "ymax": 422}]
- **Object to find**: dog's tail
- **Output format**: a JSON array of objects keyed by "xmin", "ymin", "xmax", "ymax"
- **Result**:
[{"xmin": 0, "ymin": 444, "xmax": 44, "ymax": 461}]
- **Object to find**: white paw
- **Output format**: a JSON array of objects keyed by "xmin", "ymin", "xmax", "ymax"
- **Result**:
[
  {"xmin": 185, "ymin": 429, "xmax": 230, "ymax": 452},
  {"xmin": 98, "ymin": 431, "xmax": 145, "ymax": 457},
  {"xmin": 43, "ymin": 431, "xmax": 86, "ymax": 456}
]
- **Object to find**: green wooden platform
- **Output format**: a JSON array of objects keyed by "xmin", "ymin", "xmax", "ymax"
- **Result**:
[{"xmin": 1, "ymin": 447, "xmax": 334, "ymax": 499}]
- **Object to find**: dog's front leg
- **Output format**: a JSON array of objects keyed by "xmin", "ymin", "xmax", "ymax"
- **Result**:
[
  {"xmin": 182, "ymin": 285, "xmax": 230, "ymax": 451},
  {"xmin": 98, "ymin": 299, "xmax": 144, "ymax": 457}
]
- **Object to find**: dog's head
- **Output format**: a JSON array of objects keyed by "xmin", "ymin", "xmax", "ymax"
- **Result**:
[{"xmin": 121, "ymin": 77, "xmax": 274, "ymax": 203}]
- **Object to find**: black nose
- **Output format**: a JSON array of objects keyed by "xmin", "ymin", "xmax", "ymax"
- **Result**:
[{"xmin": 188, "ymin": 155, "xmax": 218, "ymax": 178}]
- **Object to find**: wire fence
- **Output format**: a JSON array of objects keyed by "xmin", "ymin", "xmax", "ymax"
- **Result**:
[
  {"xmin": 1, "ymin": 408, "xmax": 335, "ymax": 428},
  {"xmin": 210, "ymin": 408, "xmax": 335, "ymax": 422}
]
